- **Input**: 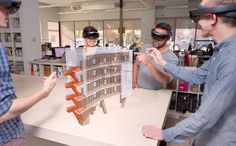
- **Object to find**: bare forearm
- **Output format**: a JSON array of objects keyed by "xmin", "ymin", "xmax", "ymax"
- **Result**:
[
  {"xmin": 146, "ymin": 63, "xmax": 170, "ymax": 85},
  {"xmin": 133, "ymin": 61, "xmax": 140, "ymax": 83},
  {"xmin": 0, "ymin": 89, "xmax": 48, "ymax": 123}
]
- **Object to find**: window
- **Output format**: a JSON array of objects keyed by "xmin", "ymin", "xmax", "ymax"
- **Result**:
[
  {"xmin": 90, "ymin": 20, "xmax": 104, "ymax": 46},
  {"xmin": 60, "ymin": 22, "xmax": 75, "ymax": 48},
  {"xmin": 104, "ymin": 79, "xmax": 107, "ymax": 84},
  {"xmin": 92, "ymin": 70, "xmax": 97, "ymax": 76},
  {"xmin": 92, "ymin": 58, "xmax": 96, "ymax": 64},
  {"xmin": 93, "ymin": 81, "xmax": 97, "ymax": 87},
  {"xmin": 114, "ymin": 86, "xmax": 118, "ymax": 92},
  {"xmin": 104, "ymin": 20, "xmax": 119, "ymax": 47},
  {"xmin": 175, "ymin": 18, "xmax": 195, "ymax": 51},
  {"xmin": 156, "ymin": 18, "xmax": 196, "ymax": 51},
  {"xmin": 124, "ymin": 19, "xmax": 141, "ymax": 47},
  {"xmin": 48, "ymin": 21, "xmax": 59, "ymax": 47},
  {"xmin": 60, "ymin": 19, "xmax": 141, "ymax": 48},
  {"xmin": 104, "ymin": 89, "xmax": 107, "ymax": 95},
  {"xmin": 75, "ymin": 21, "xmax": 89, "ymax": 48}
]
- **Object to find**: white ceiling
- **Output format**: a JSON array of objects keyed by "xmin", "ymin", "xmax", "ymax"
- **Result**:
[{"xmin": 38, "ymin": 0, "xmax": 199, "ymax": 14}]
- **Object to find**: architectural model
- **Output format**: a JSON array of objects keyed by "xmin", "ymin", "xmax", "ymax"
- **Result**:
[{"xmin": 64, "ymin": 47, "xmax": 132, "ymax": 125}]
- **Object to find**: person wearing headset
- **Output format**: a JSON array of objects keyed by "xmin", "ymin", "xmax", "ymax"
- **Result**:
[
  {"xmin": 81, "ymin": 26, "xmax": 100, "ymax": 48},
  {"xmin": 132, "ymin": 22, "xmax": 179, "ymax": 90},
  {"xmin": 0, "ymin": 1, "xmax": 57, "ymax": 145},
  {"xmin": 142, "ymin": 0, "xmax": 236, "ymax": 146}
]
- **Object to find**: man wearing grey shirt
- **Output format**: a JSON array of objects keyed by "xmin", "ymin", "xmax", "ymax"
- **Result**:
[
  {"xmin": 133, "ymin": 23, "xmax": 179, "ymax": 90},
  {"xmin": 142, "ymin": 0, "xmax": 236, "ymax": 146}
]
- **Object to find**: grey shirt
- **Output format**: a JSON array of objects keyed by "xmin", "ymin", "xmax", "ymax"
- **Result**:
[
  {"xmin": 137, "ymin": 45, "xmax": 179, "ymax": 90},
  {"xmin": 163, "ymin": 34, "xmax": 236, "ymax": 146}
]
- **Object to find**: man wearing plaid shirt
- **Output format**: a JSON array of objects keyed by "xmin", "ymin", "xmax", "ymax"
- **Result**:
[{"xmin": 0, "ymin": 1, "xmax": 57, "ymax": 145}]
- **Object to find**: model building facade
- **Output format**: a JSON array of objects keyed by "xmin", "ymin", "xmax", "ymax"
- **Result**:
[{"xmin": 65, "ymin": 47, "xmax": 132, "ymax": 125}]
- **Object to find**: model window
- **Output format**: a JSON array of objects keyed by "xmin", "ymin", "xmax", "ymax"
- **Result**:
[
  {"xmin": 114, "ymin": 56, "xmax": 117, "ymax": 61},
  {"xmin": 93, "ymin": 81, "xmax": 97, "ymax": 87},
  {"xmin": 92, "ymin": 70, "xmax": 96, "ymax": 76},
  {"xmin": 114, "ymin": 86, "xmax": 118, "ymax": 92},
  {"xmin": 124, "ymin": 56, "xmax": 127, "ymax": 61},
  {"xmin": 92, "ymin": 58, "xmax": 96, "ymax": 64},
  {"xmin": 104, "ymin": 89, "xmax": 107, "ymax": 95},
  {"xmin": 104, "ymin": 79, "xmax": 107, "ymax": 84},
  {"xmin": 93, "ymin": 94, "xmax": 96, "ymax": 98},
  {"xmin": 114, "ymin": 77, "xmax": 117, "ymax": 83},
  {"xmin": 103, "ymin": 57, "xmax": 107, "ymax": 62},
  {"xmin": 114, "ymin": 67, "xmax": 117, "ymax": 72},
  {"xmin": 104, "ymin": 68, "xmax": 107, "ymax": 74}
]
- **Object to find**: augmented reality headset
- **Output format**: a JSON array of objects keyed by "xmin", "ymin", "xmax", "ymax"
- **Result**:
[
  {"xmin": 0, "ymin": 0, "xmax": 21, "ymax": 14},
  {"xmin": 84, "ymin": 31, "xmax": 99, "ymax": 39},
  {"xmin": 189, "ymin": 3, "xmax": 236, "ymax": 23},
  {"xmin": 151, "ymin": 29, "xmax": 171, "ymax": 40}
]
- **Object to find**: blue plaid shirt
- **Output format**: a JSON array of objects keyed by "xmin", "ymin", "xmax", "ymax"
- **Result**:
[{"xmin": 0, "ymin": 43, "xmax": 25, "ymax": 144}]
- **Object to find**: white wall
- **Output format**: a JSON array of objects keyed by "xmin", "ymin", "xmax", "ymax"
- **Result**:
[
  {"xmin": 39, "ymin": 8, "xmax": 60, "ymax": 43},
  {"xmin": 20, "ymin": 0, "xmax": 41, "ymax": 74},
  {"xmin": 156, "ymin": 7, "xmax": 191, "ymax": 18}
]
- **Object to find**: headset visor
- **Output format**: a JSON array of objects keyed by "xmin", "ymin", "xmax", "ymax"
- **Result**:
[
  {"xmin": 84, "ymin": 32, "xmax": 99, "ymax": 39},
  {"xmin": 151, "ymin": 29, "xmax": 171, "ymax": 40},
  {"xmin": 189, "ymin": 3, "xmax": 236, "ymax": 23}
]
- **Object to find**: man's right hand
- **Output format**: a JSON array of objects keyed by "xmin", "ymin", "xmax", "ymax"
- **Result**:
[
  {"xmin": 146, "ymin": 48, "xmax": 167, "ymax": 67},
  {"xmin": 42, "ymin": 72, "xmax": 57, "ymax": 98},
  {"xmin": 132, "ymin": 81, "xmax": 138, "ymax": 89}
]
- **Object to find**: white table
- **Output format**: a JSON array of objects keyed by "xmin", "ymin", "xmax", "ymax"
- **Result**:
[{"xmin": 12, "ymin": 75, "xmax": 172, "ymax": 146}]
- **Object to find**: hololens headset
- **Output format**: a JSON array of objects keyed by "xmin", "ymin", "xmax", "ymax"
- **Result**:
[
  {"xmin": 151, "ymin": 29, "xmax": 171, "ymax": 41},
  {"xmin": 0, "ymin": 0, "xmax": 21, "ymax": 14},
  {"xmin": 83, "ymin": 31, "xmax": 99, "ymax": 39},
  {"xmin": 189, "ymin": 3, "xmax": 236, "ymax": 23}
]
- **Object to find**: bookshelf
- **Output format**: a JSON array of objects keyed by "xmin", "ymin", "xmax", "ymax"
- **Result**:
[
  {"xmin": 0, "ymin": 12, "xmax": 24, "ymax": 74},
  {"xmin": 29, "ymin": 59, "xmax": 66, "ymax": 78},
  {"xmin": 167, "ymin": 67, "xmax": 203, "ymax": 118},
  {"xmin": 0, "ymin": 0, "xmax": 42, "ymax": 75}
]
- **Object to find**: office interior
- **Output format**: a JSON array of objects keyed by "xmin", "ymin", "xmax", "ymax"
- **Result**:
[{"xmin": 1, "ymin": 0, "xmax": 212, "ymax": 146}]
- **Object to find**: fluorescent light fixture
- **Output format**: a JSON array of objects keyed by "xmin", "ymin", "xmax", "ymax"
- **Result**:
[{"xmin": 58, "ymin": 10, "xmax": 93, "ymax": 15}]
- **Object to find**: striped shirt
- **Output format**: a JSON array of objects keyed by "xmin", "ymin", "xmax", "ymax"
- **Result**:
[{"xmin": 0, "ymin": 43, "xmax": 25, "ymax": 145}]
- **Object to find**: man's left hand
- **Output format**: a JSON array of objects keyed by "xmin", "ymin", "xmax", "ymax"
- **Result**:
[{"xmin": 142, "ymin": 125, "xmax": 163, "ymax": 140}]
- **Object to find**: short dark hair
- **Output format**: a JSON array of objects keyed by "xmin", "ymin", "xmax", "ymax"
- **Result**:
[
  {"xmin": 82, "ymin": 26, "xmax": 98, "ymax": 38},
  {"xmin": 218, "ymin": 16, "xmax": 236, "ymax": 27},
  {"xmin": 208, "ymin": 1, "xmax": 236, "ymax": 27},
  {"xmin": 155, "ymin": 22, "xmax": 172, "ymax": 35}
]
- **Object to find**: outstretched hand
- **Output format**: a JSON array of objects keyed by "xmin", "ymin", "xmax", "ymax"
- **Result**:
[
  {"xmin": 134, "ymin": 52, "xmax": 149, "ymax": 65},
  {"xmin": 142, "ymin": 125, "xmax": 163, "ymax": 140},
  {"xmin": 146, "ymin": 48, "xmax": 166, "ymax": 67},
  {"xmin": 42, "ymin": 72, "xmax": 57, "ymax": 97}
]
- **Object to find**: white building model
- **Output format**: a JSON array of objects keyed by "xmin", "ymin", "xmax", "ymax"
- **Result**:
[{"xmin": 65, "ymin": 47, "xmax": 132, "ymax": 125}]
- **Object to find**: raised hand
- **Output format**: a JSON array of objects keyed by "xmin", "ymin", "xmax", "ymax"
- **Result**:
[
  {"xmin": 135, "ymin": 52, "xmax": 149, "ymax": 65},
  {"xmin": 42, "ymin": 72, "xmax": 57, "ymax": 97},
  {"xmin": 146, "ymin": 48, "xmax": 166, "ymax": 67}
]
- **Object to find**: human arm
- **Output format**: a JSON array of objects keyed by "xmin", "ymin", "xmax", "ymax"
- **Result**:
[
  {"xmin": 136, "ymin": 52, "xmax": 171, "ymax": 86},
  {"xmin": 0, "ymin": 72, "xmax": 57, "ymax": 123},
  {"xmin": 146, "ymin": 47, "xmax": 209, "ymax": 84},
  {"xmin": 142, "ymin": 66, "xmax": 236, "ymax": 143},
  {"xmin": 132, "ymin": 60, "xmax": 140, "ymax": 89}
]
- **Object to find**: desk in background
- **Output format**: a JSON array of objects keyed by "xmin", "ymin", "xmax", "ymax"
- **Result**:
[{"xmin": 12, "ymin": 75, "xmax": 172, "ymax": 146}]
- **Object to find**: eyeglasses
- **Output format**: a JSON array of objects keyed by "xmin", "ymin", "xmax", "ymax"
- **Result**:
[
  {"xmin": 151, "ymin": 29, "xmax": 171, "ymax": 41},
  {"xmin": 190, "ymin": 13, "xmax": 213, "ymax": 23}
]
